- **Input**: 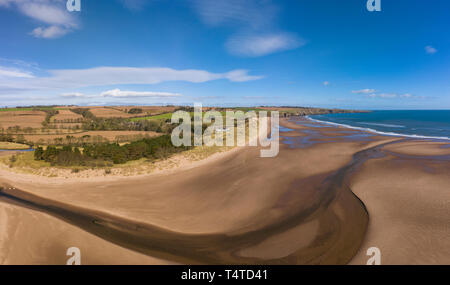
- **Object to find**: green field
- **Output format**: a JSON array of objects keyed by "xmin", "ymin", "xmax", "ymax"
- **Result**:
[{"xmin": 130, "ymin": 110, "xmax": 256, "ymax": 122}]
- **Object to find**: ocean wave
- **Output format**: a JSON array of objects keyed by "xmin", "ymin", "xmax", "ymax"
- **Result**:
[
  {"xmin": 361, "ymin": 122, "xmax": 405, "ymax": 128},
  {"xmin": 306, "ymin": 116, "xmax": 450, "ymax": 141}
]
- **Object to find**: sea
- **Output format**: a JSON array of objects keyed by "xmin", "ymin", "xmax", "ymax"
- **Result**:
[{"xmin": 309, "ymin": 110, "xmax": 450, "ymax": 140}]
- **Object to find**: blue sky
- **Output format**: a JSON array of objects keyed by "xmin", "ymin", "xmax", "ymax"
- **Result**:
[{"xmin": 0, "ymin": 0, "xmax": 449, "ymax": 109}]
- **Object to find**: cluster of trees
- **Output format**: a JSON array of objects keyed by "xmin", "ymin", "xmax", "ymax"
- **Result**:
[
  {"xmin": 0, "ymin": 133, "xmax": 14, "ymax": 142},
  {"xmin": 52, "ymin": 118, "xmax": 84, "ymax": 124},
  {"xmin": 68, "ymin": 108, "xmax": 168, "ymax": 133},
  {"xmin": 0, "ymin": 132, "xmax": 27, "ymax": 144},
  {"xmin": 34, "ymin": 135, "xmax": 110, "ymax": 147},
  {"xmin": 175, "ymin": 106, "xmax": 195, "ymax": 112},
  {"xmin": 34, "ymin": 145, "xmax": 87, "ymax": 166},
  {"xmin": 47, "ymin": 124, "xmax": 82, "ymax": 131},
  {"xmin": 41, "ymin": 109, "xmax": 60, "ymax": 127},
  {"xmin": 68, "ymin": 107, "xmax": 186, "ymax": 133},
  {"xmin": 71, "ymin": 108, "xmax": 96, "ymax": 120},
  {"xmin": 34, "ymin": 135, "xmax": 190, "ymax": 166},
  {"xmin": 1, "ymin": 126, "xmax": 35, "ymax": 134},
  {"xmin": 127, "ymin": 108, "xmax": 143, "ymax": 114},
  {"xmin": 82, "ymin": 117, "xmax": 164, "ymax": 132},
  {"xmin": 32, "ymin": 134, "xmax": 154, "ymax": 147}
]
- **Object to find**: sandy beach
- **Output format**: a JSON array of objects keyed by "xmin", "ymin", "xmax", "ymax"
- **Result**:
[{"xmin": 0, "ymin": 116, "xmax": 449, "ymax": 264}]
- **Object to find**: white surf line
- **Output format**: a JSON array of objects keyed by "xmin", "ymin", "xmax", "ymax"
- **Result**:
[{"xmin": 305, "ymin": 116, "xmax": 450, "ymax": 141}]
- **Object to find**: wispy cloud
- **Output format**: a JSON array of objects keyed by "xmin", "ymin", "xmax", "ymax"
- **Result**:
[
  {"xmin": 226, "ymin": 32, "xmax": 303, "ymax": 57},
  {"xmin": 193, "ymin": 0, "xmax": 276, "ymax": 29},
  {"xmin": 368, "ymin": 93, "xmax": 422, "ymax": 99},
  {"xmin": 0, "ymin": 0, "xmax": 78, "ymax": 38},
  {"xmin": 31, "ymin": 25, "xmax": 71, "ymax": 38},
  {"xmin": 0, "ymin": 65, "xmax": 263, "ymax": 95},
  {"xmin": 101, "ymin": 89, "xmax": 181, "ymax": 98},
  {"xmin": 352, "ymin": 88, "xmax": 424, "ymax": 99},
  {"xmin": 223, "ymin": 69, "xmax": 264, "ymax": 82},
  {"xmin": 369, "ymin": 93, "xmax": 397, "ymax": 98},
  {"xmin": 425, "ymin": 45, "xmax": 437, "ymax": 54},
  {"xmin": 193, "ymin": 0, "xmax": 303, "ymax": 57},
  {"xmin": 352, "ymin": 89, "xmax": 376, "ymax": 94},
  {"xmin": 0, "ymin": 66, "xmax": 34, "ymax": 78},
  {"xmin": 0, "ymin": 57, "xmax": 39, "ymax": 70}
]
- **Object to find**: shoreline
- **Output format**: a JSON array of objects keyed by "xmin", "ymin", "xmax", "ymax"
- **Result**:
[{"xmin": 306, "ymin": 115, "xmax": 450, "ymax": 141}]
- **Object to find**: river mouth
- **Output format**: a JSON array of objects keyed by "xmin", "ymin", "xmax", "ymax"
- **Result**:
[{"xmin": 0, "ymin": 117, "xmax": 414, "ymax": 265}]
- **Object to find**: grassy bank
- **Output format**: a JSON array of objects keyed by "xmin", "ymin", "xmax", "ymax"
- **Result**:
[
  {"xmin": 0, "ymin": 142, "xmax": 31, "ymax": 150},
  {"xmin": 0, "ymin": 143, "xmax": 233, "ymax": 178}
]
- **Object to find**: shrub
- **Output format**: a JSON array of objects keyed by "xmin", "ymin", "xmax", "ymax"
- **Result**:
[{"xmin": 128, "ymin": 108, "xmax": 143, "ymax": 114}]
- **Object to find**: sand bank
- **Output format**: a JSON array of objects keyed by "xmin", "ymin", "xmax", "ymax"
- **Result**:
[{"xmin": 0, "ymin": 116, "xmax": 449, "ymax": 264}]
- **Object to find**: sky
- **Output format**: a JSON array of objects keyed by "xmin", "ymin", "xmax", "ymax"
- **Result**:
[{"xmin": 0, "ymin": 0, "xmax": 449, "ymax": 109}]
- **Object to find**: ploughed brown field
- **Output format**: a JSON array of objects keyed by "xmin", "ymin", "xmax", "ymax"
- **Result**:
[
  {"xmin": 51, "ymin": 109, "xmax": 83, "ymax": 122},
  {"xmin": 82, "ymin": 106, "xmax": 177, "ymax": 118},
  {"xmin": 87, "ymin": 107, "xmax": 136, "ymax": 118},
  {"xmin": 0, "ymin": 117, "xmax": 449, "ymax": 265},
  {"xmin": 0, "ymin": 110, "xmax": 46, "ymax": 129},
  {"xmin": 113, "ymin": 106, "xmax": 178, "ymax": 115}
]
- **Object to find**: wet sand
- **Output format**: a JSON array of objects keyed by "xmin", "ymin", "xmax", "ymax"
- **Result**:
[{"xmin": 0, "ymin": 116, "xmax": 449, "ymax": 264}]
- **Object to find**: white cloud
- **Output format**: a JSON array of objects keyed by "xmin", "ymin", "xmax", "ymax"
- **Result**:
[
  {"xmin": 31, "ymin": 25, "xmax": 70, "ymax": 38},
  {"xmin": 223, "ymin": 69, "xmax": 264, "ymax": 82},
  {"xmin": 352, "ymin": 89, "xmax": 376, "ymax": 94},
  {"xmin": 18, "ymin": 1, "xmax": 75, "ymax": 26},
  {"xmin": 193, "ymin": 0, "xmax": 303, "ymax": 57},
  {"xmin": 0, "ymin": 66, "xmax": 263, "ymax": 94},
  {"xmin": 0, "ymin": 66, "xmax": 34, "ymax": 78},
  {"xmin": 226, "ymin": 32, "xmax": 303, "ymax": 57},
  {"xmin": 101, "ymin": 89, "xmax": 181, "ymax": 98},
  {"xmin": 425, "ymin": 45, "xmax": 437, "ymax": 54},
  {"xmin": 368, "ymin": 93, "xmax": 419, "ymax": 99},
  {"xmin": 0, "ymin": 0, "xmax": 78, "ymax": 38}
]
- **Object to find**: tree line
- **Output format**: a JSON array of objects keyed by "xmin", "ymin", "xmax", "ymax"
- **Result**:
[
  {"xmin": 34, "ymin": 135, "xmax": 191, "ymax": 166},
  {"xmin": 40, "ymin": 109, "xmax": 60, "ymax": 127}
]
